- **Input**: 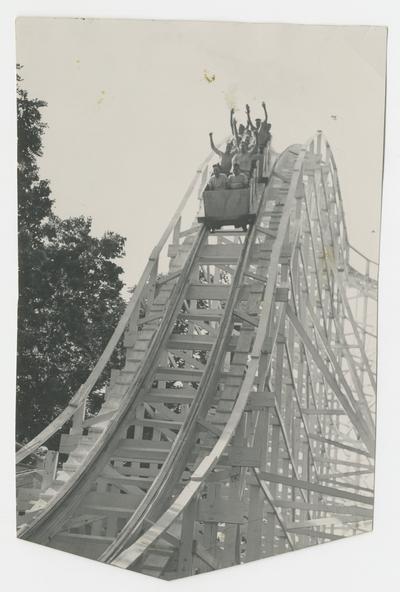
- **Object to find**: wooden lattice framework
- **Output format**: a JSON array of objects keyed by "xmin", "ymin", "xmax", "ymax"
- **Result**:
[{"xmin": 16, "ymin": 132, "xmax": 377, "ymax": 580}]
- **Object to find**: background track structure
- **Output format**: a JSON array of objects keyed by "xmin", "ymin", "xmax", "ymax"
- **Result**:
[{"xmin": 16, "ymin": 132, "xmax": 377, "ymax": 580}]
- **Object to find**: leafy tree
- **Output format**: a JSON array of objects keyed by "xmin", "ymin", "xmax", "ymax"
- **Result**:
[{"xmin": 16, "ymin": 68, "xmax": 127, "ymax": 443}]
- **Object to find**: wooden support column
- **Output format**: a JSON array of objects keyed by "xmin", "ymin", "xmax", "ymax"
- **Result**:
[
  {"xmin": 177, "ymin": 498, "xmax": 197, "ymax": 578},
  {"xmin": 41, "ymin": 450, "xmax": 59, "ymax": 492}
]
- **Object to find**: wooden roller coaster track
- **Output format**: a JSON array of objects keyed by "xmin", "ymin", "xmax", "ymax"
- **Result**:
[{"xmin": 16, "ymin": 132, "xmax": 378, "ymax": 580}]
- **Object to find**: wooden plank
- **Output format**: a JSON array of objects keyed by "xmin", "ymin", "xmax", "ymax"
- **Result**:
[
  {"xmin": 187, "ymin": 283, "xmax": 263, "ymax": 302},
  {"xmin": 113, "ymin": 439, "xmax": 171, "ymax": 462},
  {"xmin": 156, "ymin": 270, "xmax": 181, "ymax": 287},
  {"xmin": 257, "ymin": 471, "xmax": 374, "ymax": 505},
  {"xmin": 199, "ymin": 244, "xmax": 242, "ymax": 262},
  {"xmin": 146, "ymin": 388, "xmax": 197, "ymax": 404},
  {"xmin": 273, "ymin": 500, "xmax": 373, "ymax": 518},
  {"xmin": 308, "ymin": 434, "xmax": 373, "ymax": 458},
  {"xmin": 197, "ymin": 498, "xmax": 247, "ymax": 524},
  {"xmin": 233, "ymin": 309, "xmax": 259, "ymax": 327},
  {"xmin": 82, "ymin": 411, "xmax": 116, "ymax": 428},
  {"xmin": 137, "ymin": 313, "xmax": 164, "ymax": 327},
  {"xmin": 256, "ymin": 225, "xmax": 276, "ymax": 239},
  {"xmin": 41, "ymin": 450, "xmax": 59, "ymax": 492},
  {"xmin": 167, "ymin": 334, "xmax": 236, "ymax": 351},
  {"xmin": 154, "ymin": 367, "xmax": 204, "ymax": 382},
  {"xmin": 229, "ymin": 446, "xmax": 262, "ymax": 467},
  {"xmin": 318, "ymin": 480, "xmax": 373, "ymax": 496},
  {"xmin": 59, "ymin": 433, "xmax": 82, "ymax": 455},
  {"xmin": 83, "ymin": 491, "xmax": 145, "ymax": 510},
  {"xmin": 301, "ymin": 408, "xmax": 346, "ymax": 416},
  {"xmin": 177, "ymin": 499, "xmax": 196, "ymax": 577},
  {"xmin": 206, "ymin": 468, "xmax": 240, "ymax": 483},
  {"xmin": 177, "ymin": 309, "xmax": 223, "ymax": 322},
  {"xmin": 312, "ymin": 457, "xmax": 372, "ymax": 469},
  {"xmin": 61, "ymin": 514, "xmax": 107, "ymax": 531},
  {"xmin": 197, "ymin": 418, "xmax": 222, "ymax": 437},
  {"xmin": 289, "ymin": 529, "xmax": 344, "ymax": 541},
  {"xmin": 286, "ymin": 516, "xmax": 356, "ymax": 530},
  {"xmin": 132, "ymin": 417, "xmax": 184, "ymax": 431},
  {"xmin": 179, "ymin": 225, "xmax": 202, "ymax": 238},
  {"xmin": 246, "ymin": 392, "xmax": 276, "ymax": 410},
  {"xmin": 102, "ymin": 474, "xmax": 155, "ymax": 490}
]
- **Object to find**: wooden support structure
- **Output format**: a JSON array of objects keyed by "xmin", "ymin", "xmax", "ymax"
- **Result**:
[{"xmin": 16, "ymin": 132, "xmax": 377, "ymax": 581}]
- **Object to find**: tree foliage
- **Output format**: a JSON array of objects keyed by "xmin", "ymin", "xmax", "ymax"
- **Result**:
[{"xmin": 16, "ymin": 68, "xmax": 127, "ymax": 442}]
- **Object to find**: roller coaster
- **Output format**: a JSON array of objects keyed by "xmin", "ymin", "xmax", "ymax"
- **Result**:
[{"xmin": 16, "ymin": 130, "xmax": 378, "ymax": 580}]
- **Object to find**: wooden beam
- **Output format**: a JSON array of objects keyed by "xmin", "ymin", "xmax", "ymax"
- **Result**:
[
  {"xmin": 286, "ymin": 304, "xmax": 374, "ymax": 455},
  {"xmin": 257, "ymin": 471, "xmax": 374, "ymax": 505}
]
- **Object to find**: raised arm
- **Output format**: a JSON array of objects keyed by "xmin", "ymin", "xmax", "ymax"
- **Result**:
[
  {"xmin": 209, "ymin": 132, "xmax": 224, "ymax": 157},
  {"xmin": 246, "ymin": 104, "xmax": 256, "ymax": 131},
  {"xmin": 261, "ymin": 101, "xmax": 268, "ymax": 122},
  {"xmin": 232, "ymin": 117, "xmax": 240, "ymax": 146},
  {"xmin": 230, "ymin": 108, "xmax": 236, "ymax": 136}
]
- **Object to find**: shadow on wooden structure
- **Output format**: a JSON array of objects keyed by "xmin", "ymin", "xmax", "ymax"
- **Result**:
[{"xmin": 16, "ymin": 133, "xmax": 377, "ymax": 580}]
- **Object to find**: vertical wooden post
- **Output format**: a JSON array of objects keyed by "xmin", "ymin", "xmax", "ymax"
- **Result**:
[
  {"xmin": 70, "ymin": 402, "xmax": 85, "ymax": 435},
  {"xmin": 316, "ymin": 130, "xmax": 322, "ymax": 156},
  {"xmin": 177, "ymin": 497, "xmax": 197, "ymax": 578},
  {"xmin": 173, "ymin": 216, "xmax": 181, "ymax": 245},
  {"xmin": 41, "ymin": 450, "xmax": 59, "ymax": 492}
]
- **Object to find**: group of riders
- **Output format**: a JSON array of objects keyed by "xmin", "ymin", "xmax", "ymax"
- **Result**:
[{"xmin": 206, "ymin": 102, "xmax": 272, "ymax": 191}]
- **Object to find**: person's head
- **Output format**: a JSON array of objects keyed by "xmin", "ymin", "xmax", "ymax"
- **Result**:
[
  {"xmin": 238, "ymin": 123, "xmax": 245, "ymax": 135},
  {"xmin": 233, "ymin": 163, "xmax": 240, "ymax": 175},
  {"xmin": 212, "ymin": 163, "xmax": 220, "ymax": 176},
  {"xmin": 255, "ymin": 118, "xmax": 262, "ymax": 129}
]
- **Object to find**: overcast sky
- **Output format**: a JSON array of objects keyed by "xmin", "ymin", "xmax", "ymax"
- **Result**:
[{"xmin": 16, "ymin": 18, "xmax": 386, "ymax": 291}]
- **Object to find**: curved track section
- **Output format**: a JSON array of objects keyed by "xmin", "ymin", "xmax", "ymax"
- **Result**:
[{"xmin": 16, "ymin": 135, "xmax": 377, "ymax": 580}]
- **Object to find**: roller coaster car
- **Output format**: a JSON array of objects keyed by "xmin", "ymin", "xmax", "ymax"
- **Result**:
[{"xmin": 198, "ymin": 188, "xmax": 256, "ymax": 231}]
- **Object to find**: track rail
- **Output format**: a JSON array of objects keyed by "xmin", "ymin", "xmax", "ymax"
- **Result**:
[
  {"xmin": 109, "ymin": 144, "xmax": 308, "ymax": 569},
  {"xmin": 16, "ymin": 147, "xmax": 220, "ymax": 466},
  {"xmin": 16, "ymin": 131, "xmax": 378, "ymax": 580},
  {"xmin": 18, "ymin": 224, "xmax": 208, "ymax": 542},
  {"xmin": 99, "ymin": 155, "xmax": 275, "ymax": 564}
]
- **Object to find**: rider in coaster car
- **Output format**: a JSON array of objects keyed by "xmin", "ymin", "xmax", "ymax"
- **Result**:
[
  {"xmin": 209, "ymin": 133, "xmax": 235, "ymax": 175},
  {"xmin": 206, "ymin": 163, "xmax": 228, "ymax": 191},
  {"xmin": 228, "ymin": 163, "xmax": 250, "ymax": 232},
  {"xmin": 232, "ymin": 138, "xmax": 259, "ymax": 177},
  {"xmin": 228, "ymin": 163, "xmax": 249, "ymax": 189},
  {"xmin": 246, "ymin": 102, "xmax": 272, "ymax": 150},
  {"xmin": 230, "ymin": 107, "xmax": 251, "ymax": 149}
]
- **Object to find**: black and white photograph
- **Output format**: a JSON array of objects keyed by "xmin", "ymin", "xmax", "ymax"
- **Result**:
[{"xmin": 3, "ymin": 8, "xmax": 394, "ymax": 590}]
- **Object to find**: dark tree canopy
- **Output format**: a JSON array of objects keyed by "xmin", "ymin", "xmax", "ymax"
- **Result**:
[{"xmin": 16, "ymin": 68, "xmax": 127, "ymax": 442}]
